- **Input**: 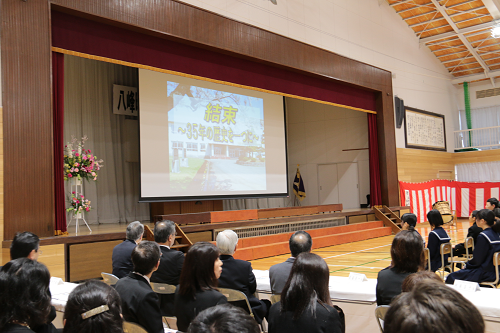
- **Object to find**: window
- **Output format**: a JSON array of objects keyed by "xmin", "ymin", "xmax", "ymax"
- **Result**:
[
  {"xmin": 200, "ymin": 143, "xmax": 206, "ymax": 152},
  {"xmin": 187, "ymin": 143, "xmax": 198, "ymax": 151},
  {"xmin": 172, "ymin": 141, "xmax": 183, "ymax": 149}
]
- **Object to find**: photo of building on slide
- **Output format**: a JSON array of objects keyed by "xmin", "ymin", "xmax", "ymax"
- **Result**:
[{"xmin": 166, "ymin": 82, "xmax": 266, "ymax": 193}]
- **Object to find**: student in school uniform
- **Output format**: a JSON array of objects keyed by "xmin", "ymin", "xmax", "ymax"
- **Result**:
[
  {"xmin": 446, "ymin": 209, "xmax": 500, "ymax": 285},
  {"xmin": 426, "ymin": 209, "xmax": 451, "ymax": 272}
]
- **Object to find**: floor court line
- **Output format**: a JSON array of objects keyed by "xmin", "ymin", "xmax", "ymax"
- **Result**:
[{"xmin": 321, "ymin": 243, "xmax": 392, "ymax": 260}]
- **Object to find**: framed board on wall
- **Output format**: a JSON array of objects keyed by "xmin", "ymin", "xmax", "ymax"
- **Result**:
[{"xmin": 404, "ymin": 107, "xmax": 446, "ymax": 151}]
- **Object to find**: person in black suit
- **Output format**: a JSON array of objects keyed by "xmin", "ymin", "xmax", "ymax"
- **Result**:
[
  {"xmin": 268, "ymin": 253, "xmax": 344, "ymax": 333},
  {"xmin": 216, "ymin": 230, "xmax": 271, "ymax": 324},
  {"xmin": 174, "ymin": 242, "xmax": 228, "ymax": 332},
  {"xmin": 0, "ymin": 259, "xmax": 54, "ymax": 333},
  {"xmin": 112, "ymin": 221, "xmax": 144, "ymax": 278},
  {"xmin": 150, "ymin": 220, "xmax": 184, "ymax": 316},
  {"xmin": 114, "ymin": 241, "xmax": 163, "ymax": 333},
  {"xmin": 269, "ymin": 230, "xmax": 312, "ymax": 294},
  {"xmin": 376, "ymin": 228, "xmax": 425, "ymax": 306}
]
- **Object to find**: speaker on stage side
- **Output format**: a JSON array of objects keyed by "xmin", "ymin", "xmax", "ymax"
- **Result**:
[{"xmin": 394, "ymin": 96, "xmax": 405, "ymax": 129}]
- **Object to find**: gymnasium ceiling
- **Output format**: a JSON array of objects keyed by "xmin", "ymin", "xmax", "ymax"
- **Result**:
[{"xmin": 386, "ymin": 0, "xmax": 500, "ymax": 84}]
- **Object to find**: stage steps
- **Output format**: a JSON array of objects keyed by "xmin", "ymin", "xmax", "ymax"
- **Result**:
[{"xmin": 232, "ymin": 221, "xmax": 392, "ymax": 261}]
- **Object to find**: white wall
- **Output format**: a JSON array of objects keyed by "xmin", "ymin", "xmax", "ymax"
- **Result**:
[
  {"xmin": 456, "ymin": 79, "xmax": 500, "ymax": 110},
  {"xmin": 177, "ymin": 0, "xmax": 459, "ymax": 152},
  {"xmin": 286, "ymin": 98, "xmax": 370, "ymax": 207}
]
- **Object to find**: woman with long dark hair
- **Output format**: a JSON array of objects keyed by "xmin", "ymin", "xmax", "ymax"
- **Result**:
[
  {"xmin": 63, "ymin": 280, "xmax": 123, "ymax": 333},
  {"xmin": 174, "ymin": 242, "xmax": 227, "ymax": 332},
  {"xmin": 268, "ymin": 253, "xmax": 343, "ymax": 333},
  {"xmin": 0, "ymin": 259, "xmax": 53, "ymax": 333},
  {"xmin": 427, "ymin": 209, "xmax": 451, "ymax": 272},
  {"xmin": 376, "ymin": 229, "xmax": 425, "ymax": 305},
  {"xmin": 446, "ymin": 209, "xmax": 500, "ymax": 284}
]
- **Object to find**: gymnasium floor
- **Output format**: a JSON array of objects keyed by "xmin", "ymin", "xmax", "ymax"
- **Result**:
[{"xmin": 250, "ymin": 220, "xmax": 471, "ymax": 279}]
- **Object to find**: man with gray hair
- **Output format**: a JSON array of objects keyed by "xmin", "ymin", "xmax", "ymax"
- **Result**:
[
  {"xmin": 151, "ymin": 220, "xmax": 185, "ymax": 316},
  {"xmin": 112, "ymin": 221, "xmax": 144, "ymax": 278},
  {"xmin": 216, "ymin": 229, "xmax": 270, "ymax": 324}
]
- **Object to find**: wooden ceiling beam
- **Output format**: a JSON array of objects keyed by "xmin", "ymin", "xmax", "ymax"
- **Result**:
[
  {"xmin": 419, "ymin": 21, "xmax": 498, "ymax": 44},
  {"xmin": 404, "ymin": 10, "xmax": 438, "ymax": 20},
  {"xmin": 451, "ymin": 69, "xmax": 500, "ymax": 84},
  {"xmin": 441, "ymin": 55, "xmax": 475, "ymax": 64}
]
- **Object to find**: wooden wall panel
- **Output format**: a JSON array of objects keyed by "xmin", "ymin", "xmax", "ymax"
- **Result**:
[
  {"xmin": 397, "ymin": 148, "xmax": 455, "ymax": 183},
  {"xmin": 0, "ymin": 107, "xmax": 3, "ymax": 242},
  {"xmin": 68, "ymin": 240, "xmax": 121, "ymax": 281},
  {"xmin": 454, "ymin": 150, "xmax": 500, "ymax": 164},
  {"xmin": 1, "ymin": 1, "xmax": 54, "ymax": 239}
]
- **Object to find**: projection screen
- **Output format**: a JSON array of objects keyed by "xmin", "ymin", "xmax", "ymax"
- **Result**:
[{"xmin": 139, "ymin": 69, "xmax": 288, "ymax": 201}]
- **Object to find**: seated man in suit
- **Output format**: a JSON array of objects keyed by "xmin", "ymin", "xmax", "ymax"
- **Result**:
[
  {"xmin": 151, "ymin": 220, "xmax": 185, "ymax": 316},
  {"xmin": 269, "ymin": 230, "xmax": 312, "ymax": 294},
  {"xmin": 112, "ymin": 221, "xmax": 144, "ymax": 278},
  {"xmin": 216, "ymin": 229, "xmax": 271, "ymax": 324},
  {"xmin": 115, "ymin": 241, "xmax": 163, "ymax": 333}
]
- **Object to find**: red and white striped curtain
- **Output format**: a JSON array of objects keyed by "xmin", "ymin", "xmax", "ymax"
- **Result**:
[{"xmin": 399, "ymin": 180, "xmax": 500, "ymax": 223}]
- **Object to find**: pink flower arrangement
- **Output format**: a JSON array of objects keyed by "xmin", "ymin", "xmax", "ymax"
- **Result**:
[
  {"xmin": 64, "ymin": 135, "xmax": 104, "ymax": 181},
  {"xmin": 67, "ymin": 192, "xmax": 91, "ymax": 213}
]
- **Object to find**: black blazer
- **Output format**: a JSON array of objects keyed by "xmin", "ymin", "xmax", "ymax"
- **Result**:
[
  {"xmin": 218, "ymin": 255, "xmax": 268, "ymax": 323},
  {"xmin": 150, "ymin": 245, "xmax": 184, "ymax": 316},
  {"xmin": 376, "ymin": 267, "xmax": 412, "ymax": 306},
  {"xmin": 111, "ymin": 239, "xmax": 137, "ymax": 278},
  {"xmin": 115, "ymin": 273, "xmax": 164, "ymax": 333},
  {"xmin": 0, "ymin": 324, "xmax": 35, "ymax": 333},
  {"xmin": 174, "ymin": 289, "xmax": 227, "ymax": 332},
  {"xmin": 268, "ymin": 301, "xmax": 343, "ymax": 333}
]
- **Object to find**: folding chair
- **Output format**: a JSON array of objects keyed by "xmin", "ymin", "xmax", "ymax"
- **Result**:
[
  {"xmin": 437, "ymin": 243, "xmax": 453, "ymax": 279},
  {"xmin": 270, "ymin": 294, "xmax": 281, "ymax": 305},
  {"xmin": 479, "ymin": 252, "xmax": 500, "ymax": 288},
  {"xmin": 101, "ymin": 272, "xmax": 119, "ymax": 285},
  {"xmin": 150, "ymin": 282, "xmax": 177, "ymax": 328},
  {"xmin": 218, "ymin": 288, "xmax": 254, "ymax": 317},
  {"xmin": 375, "ymin": 305, "xmax": 390, "ymax": 333},
  {"xmin": 123, "ymin": 321, "xmax": 148, "ymax": 333},
  {"xmin": 453, "ymin": 237, "xmax": 474, "ymax": 270},
  {"xmin": 424, "ymin": 248, "xmax": 431, "ymax": 272}
]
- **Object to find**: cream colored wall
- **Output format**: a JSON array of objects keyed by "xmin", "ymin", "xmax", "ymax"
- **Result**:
[
  {"xmin": 287, "ymin": 98, "xmax": 370, "ymax": 207},
  {"xmin": 177, "ymin": 0, "xmax": 458, "ymax": 152},
  {"xmin": 456, "ymin": 79, "xmax": 500, "ymax": 110}
]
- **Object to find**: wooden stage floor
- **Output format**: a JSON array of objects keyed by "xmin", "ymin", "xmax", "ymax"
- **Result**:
[{"xmin": 1, "ymin": 219, "xmax": 471, "ymax": 280}]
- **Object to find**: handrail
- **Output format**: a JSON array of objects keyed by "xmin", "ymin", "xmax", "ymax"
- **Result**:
[{"xmin": 454, "ymin": 126, "xmax": 500, "ymax": 150}]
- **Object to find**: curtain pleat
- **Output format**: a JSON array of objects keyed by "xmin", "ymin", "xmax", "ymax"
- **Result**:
[
  {"xmin": 63, "ymin": 55, "xmax": 149, "ymax": 224},
  {"xmin": 368, "ymin": 113, "xmax": 382, "ymax": 206},
  {"xmin": 53, "ymin": 52, "xmax": 68, "ymax": 235}
]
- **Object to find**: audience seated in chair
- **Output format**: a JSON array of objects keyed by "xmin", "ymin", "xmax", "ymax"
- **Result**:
[
  {"xmin": 114, "ymin": 241, "xmax": 163, "ymax": 333},
  {"xmin": 63, "ymin": 280, "xmax": 123, "ymax": 333},
  {"xmin": 268, "ymin": 253, "xmax": 344, "ymax": 333},
  {"xmin": 384, "ymin": 280, "xmax": 484, "ymax": 333},
  {"xmin": 174, "ymin": 242, "xmax": 228, "ymax": 332},
  {"xmin": 4, "ymin": 232, "xmax": 57, "ymax": 333},
  {"xmin": 401, "ymin": 271, "xmax": 443, "ymax": 292},
  {"xmin": 446, "ymin": 209, "xmax": 500, "ymax": 285},
  {"xmin": 216, "ymin": 230, "xmax": 271, "ymax": 324},
  {"xmin": 454, "ymin": 210, "xmax": 482, "ymax": 259},
  {"xmin": 269, "ymin": 230, "xmax": 312, "ymax": 295},
  {"xmin": 150, "ymin": 220, "xmax": 184, "ymax": 316},
  {"xmin": 401, "ymin": 213, "xmax": 425, "ymax": 245},
  {"xmin": 485, "ymin": 197, "xmax": 499, "ymax": 211},
  {"xmin": 112, "ymin": 221, "xmax": 144, "ymax": 279},
  {"xmin": 426, "ymin": 209, "xmax": 451, "ymax": 272},
  {"xmin": 0, "ymin": 258, "xmax": 56, "ymax": 333},
  {"xmin": 376, "ymin": 228, "xmax": 425, "ymax": 306},
  {"xmin": 187, "ymin": 304, "xmax": 259, "ymax": 333}
]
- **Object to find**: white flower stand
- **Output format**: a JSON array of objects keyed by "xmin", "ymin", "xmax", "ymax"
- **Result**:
[{"xmin": 67, "ymin": 178, "xmax": 92, "ymax": 234}]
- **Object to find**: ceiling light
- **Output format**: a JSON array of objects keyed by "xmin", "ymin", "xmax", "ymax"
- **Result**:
[{"xmin": 492, "ymin": 25, "xmax": 500, "ymax": 38}]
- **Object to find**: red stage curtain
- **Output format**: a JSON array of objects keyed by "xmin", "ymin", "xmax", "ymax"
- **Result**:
[
  {"xmin": 368, "ymin": 113, "xmax": 382, "ymax": 206},
  {"xmin": 51, "ymin": 11, "xmax": 376, "ymax": 112},
  {"xmin": 53, "ymin": 52, "xmax": 68, "ymax": 235}
]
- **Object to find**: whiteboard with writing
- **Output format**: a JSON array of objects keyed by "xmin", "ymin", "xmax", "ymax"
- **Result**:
[{"xmin": 405, "ymin": 107, "xmax": 446, "ymax": 151}]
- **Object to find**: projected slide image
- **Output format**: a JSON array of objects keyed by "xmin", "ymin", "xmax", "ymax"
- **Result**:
[{"xmin": 167, "ymin": 82, "xmax": 266, "ymax": 193}]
